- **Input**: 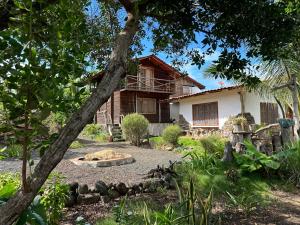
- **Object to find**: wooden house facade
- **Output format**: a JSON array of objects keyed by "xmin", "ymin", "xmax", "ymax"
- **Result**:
[{"xmin": 91, "ymin": 55, "xmax": 204, "ymax": 126}]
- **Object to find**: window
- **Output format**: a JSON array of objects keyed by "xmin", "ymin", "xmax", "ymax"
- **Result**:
[
  {"xmin": 182, "ymin": 85, "xmax": 194, "ymax": 95},
  {"xmin": 192, "ymin": 102, "xmax": 218, "ymax": 126},
  {"xmin": 137, "ymin": 98, "xmax": 156, "ymax": 114},
  {"xmin": 260, "ymin": 102, "xmax": 279, "ymax": 124}
]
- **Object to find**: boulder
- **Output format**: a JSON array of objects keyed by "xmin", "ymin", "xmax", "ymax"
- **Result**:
[
  {"xmin": 78, "ymin": 184, "xmax": 89, "ymax": 194},
  {"xmin": 95, "ymin": 180, "xmax": 108, "ymax": 195},
  {"xmin": 101, "ymin": 195, "xmax": 111, "ymax": 203},
  {"xmin": 116, "ymin": 182, "xmax": 128, "ymax": 195},
  {"xmin": 108, "ymin": 189, "xmax": 120, "ymax": 199},
  {"xmin": 77, "ymin": 193, "xmax": 101, "ymax": 205},
  {"xmin": 65, "ymin": 194, "xmax": 77, "ymax": 207}
]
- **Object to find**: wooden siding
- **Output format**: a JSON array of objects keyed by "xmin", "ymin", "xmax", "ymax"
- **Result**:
[
  {"xmin": 260, "ymin": 102, "xmax": 279, "ymax": 124},
  {"xmin": 120, "ymin": 91, "xmax": 171, "ymax": 123},
  {"xmin": 192, "ymin": 102, "xmax": 219, "ymax": 126},
  {"xmin": 172, "ymin": 77, "xmax": 196, "ymax": 97}
]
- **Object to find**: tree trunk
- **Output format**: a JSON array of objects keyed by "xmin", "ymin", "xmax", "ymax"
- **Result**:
[
  {"xmin": 0, "ymin": 10, "xmax": 139, "ymax": 225},
  {"xmin": 290, "ymin": 73, "xmax": 300, "ymax": 139}
]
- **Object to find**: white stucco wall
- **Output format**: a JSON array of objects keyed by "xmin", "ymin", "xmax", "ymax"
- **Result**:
[
  {"xmin": 170, "ymin": 102, "xmax": 180, "ymax": 121},
  {"xmin": 177, "ymin": 88, "xmax": 281, "ymax": 129}
]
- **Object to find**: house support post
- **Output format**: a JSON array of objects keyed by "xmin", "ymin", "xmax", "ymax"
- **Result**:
[
  {"xmin": 238, "ymin": 91, "xmax": 245, "ymax": 115},
  {"xmin": 159, "ymin": 101, "xmax": 161, "ymax": 123}
]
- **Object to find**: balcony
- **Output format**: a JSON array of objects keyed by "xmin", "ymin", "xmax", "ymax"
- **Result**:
[{"xmin": 122, "ymin": 75, "xmax": 176, "ymax": 93}]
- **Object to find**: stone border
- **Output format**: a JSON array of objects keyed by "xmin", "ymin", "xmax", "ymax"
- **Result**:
[{"xmin": 70, "ymin": 154, "xmax": 135, "ymax": 168}]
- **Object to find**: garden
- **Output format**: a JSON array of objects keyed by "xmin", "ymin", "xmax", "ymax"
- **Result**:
[{"xmin": 1, "ymin": 113, "xmax": 300, "ymax": 224}]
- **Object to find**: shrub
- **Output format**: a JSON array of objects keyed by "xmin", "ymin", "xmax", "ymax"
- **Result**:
[
  {"xmin": 0, "ymin": 144, "xmax": 22, "ymax": 159},
  {"xmin": 162, "ymin": 125, "xmax": 182, "ymax": 146},
  {"xmin": 149, "ymin": 136, "xmax": 168, "ymax": 150},
  {"xmin": 81, "ymin": 124, "xmax": 109, "ymax": 142},
  {"xmin": 121, "ymin": 113, "xmax": 149, "ymax": 146},
  {"xmin": 234, "ymin": 140, "xmax": 280, "ymax": 173},
  {"xmin": 40, "ymin": 173, "xmax": 69, "ymax": 225},
  {"xmin": 82, "ymin": 124, "xmax": 104, "ymax": 137},
  {"xmin": 199, "ymin": 135, "xmax": 228, "ymax": 158},
  {"xmin": 70, "ymin": 140, "xmax": 84, "ymax": 149},
  {"xmin": 278, "ymin": 141, "xmax": 300, "ymax": 185}
]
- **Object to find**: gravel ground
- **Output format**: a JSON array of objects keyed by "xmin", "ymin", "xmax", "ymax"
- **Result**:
[{"xmin": 0, "ymin": 139, "xmax": 182, "ymax": 186}]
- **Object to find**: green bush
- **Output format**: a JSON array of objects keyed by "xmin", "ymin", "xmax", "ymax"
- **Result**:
[
  {"xmin": 121, "ymin": 113, "xmax": 149, "ymax": 146},
  {"xmin": 40, "ymin": 173, "xmax": 69, "ymax": 225},
  {"xmin": 162, "ymin": 125, "xmax": 182, "ymax": 146},
  {"xmin": 81, "ymin": 124, "xmax": 109, "ymax": 142},
  {"xmin": 70, "ymin": 140, "xmax": 84, "ymax": 149},
  {"xmin": 234, "ymin": 140, "xmax": 280, "ymax": 173},
  {"xmin": 0, "ymin": 144, "xmax": 22, "ymax": 159},
  {"xmin": 82, "ymin": 124, "xmax": 104, "ymax": 137},
  {"xmin": 149, "ymin": 136, "xmax": 168, "ymax": 150},
  {"xmin": 278, "ymin": 141, "xmax": 300, "ymax": 185},
  {"xmin": 199, "ymin": 135, "xmax": 228, "ymax": 158}
]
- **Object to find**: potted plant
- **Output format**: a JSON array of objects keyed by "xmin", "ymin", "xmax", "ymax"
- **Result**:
[{"xmin": 232, "ymin": 116, "xmax": 248, "ymax": 132}]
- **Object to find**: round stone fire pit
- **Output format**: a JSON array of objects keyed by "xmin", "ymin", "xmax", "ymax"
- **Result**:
[{"xmin": 70, "ymin": 149, "xmax": 135, "ymax": 168}]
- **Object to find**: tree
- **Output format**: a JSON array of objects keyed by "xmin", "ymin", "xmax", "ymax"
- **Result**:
[{"xmin": 0, "ymin": 0, "xmax": 297, "ymax": 224}]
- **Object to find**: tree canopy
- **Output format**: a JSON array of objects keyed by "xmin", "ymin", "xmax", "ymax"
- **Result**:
[{"xmin": 0, "ymin": 0, "xmax": 298, "ymax": 224}]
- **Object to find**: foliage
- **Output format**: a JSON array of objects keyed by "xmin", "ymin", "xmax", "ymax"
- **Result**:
[
  {"xmin": 176, "ymin": 136, "xmax": 227, "ymax": 157},
  {"xmin": 0, "ymin": 144, "xmax": 22, "ymax": 159},
  {"xmin": 162, "ymin": 125, "xmax": 182, "ymax": 146},
  {"xmin": 234, "ymin": 140, "xmax": 280, "ymax": 173},
  {"xmin": 149, "ymin": 136, "xmax": 167, "ymax": 150},
  {"xmin": 199, "ymin": 135, "xmax": 228, "ymax": 158},
  {"xmin": 176, "ymin": 151, "xmax": 273, "ymax": 214},
  {"xmin": 0, "ymin": 173, "xmax": 21, "ymax": 198},
  {"xmin": 81, "ymin": 124, "xmax": 109, "ymax": 142},
  {"xmin": 121, "ymin": 113, "xmax": 149, "ymax": 146},
  {"xmin": 70, "ymin": 140, "xmax": 84, "ymax": 149},
  {"xmin": 40, "ymin": 173, "xmax": 69, "ymax": 225},
  {"xmin": 278, "ymin": 141, "xmax": 300, "ymax": 185},
  {"xmin": 232, "ymin": 116, "xmax": 248, "ymax": 126},
  {"xmin": 97, "ymin": 180, "xmax": 213, "ymax": 225},
  {"xmin": 0, "ymin": 173, "xmax": 47, "ymax": 225}
]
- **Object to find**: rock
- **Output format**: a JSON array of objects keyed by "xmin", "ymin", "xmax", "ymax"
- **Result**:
[
  {"xmin": 78, "ymin": 184, "xmax": 89, "ymax": 194},
  {"xmin": 108, "ymin": 189, "xmax": 120, "ymax": 199},
  {"xmin": 132, "ymin": 184, "xmax": 142, "ymax": 193},
  {"xmin": 101, "ymin": 195, "xmax": 111, "ymax": 203},
  {"xmin": 222, "ymin": 141, "xmax": 233, "ymax": 162},
  {"xmin": 165, "ymin": 146, "xmax": 173, "ymax": 151},
  {"xmin": 116, "ymin": 182, "xmax": 128, "ymax": 195},
  {"xmin": 95, "ymin": 180, "xmax": 108, "ymax": 195},
  {"xmin": 65, "ymin": 194, "xmax": 77, "ymax": 207},
  {"xmin": 77, "ymin": 193, "xmax": 101, "ymax": 204},
  {"xmin": 143, "ymin": 180, "xmax": 152, "ymax": 189},
  {"xmin": 127, "ymin": 188, "xmax": 135, "ymax": 196},
  {"xmin": 69, "ymin": 182, "xmax": 79, "ymax": 192}
]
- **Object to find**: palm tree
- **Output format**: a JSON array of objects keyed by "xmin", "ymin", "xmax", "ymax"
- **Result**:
[{"xmin": 258, "ymin": 59, "xmax": 300, "ymax": 138}]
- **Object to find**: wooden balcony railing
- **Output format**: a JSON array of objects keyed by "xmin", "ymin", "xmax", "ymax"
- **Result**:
[{"xmin": 123, "ymin": 75, "xmax": 176, "ymax": 93}]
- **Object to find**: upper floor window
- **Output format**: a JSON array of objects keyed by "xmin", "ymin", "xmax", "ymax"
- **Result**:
[{"xmin": 182, "ymin": 85, "xmax": 194, "ymax": 95}]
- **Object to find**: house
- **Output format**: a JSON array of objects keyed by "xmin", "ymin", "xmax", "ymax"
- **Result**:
[
  {"xmin": 91, "ymin": 55, "xmax": 205, "ymax": 135},
  {"xmin": 169, "ymin": 85, "xmax": 282, "ymax": 130}
]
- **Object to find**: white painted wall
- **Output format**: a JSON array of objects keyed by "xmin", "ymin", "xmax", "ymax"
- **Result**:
[
  {"xmin": 177, "ymin": 88, "xmax": 281, "ymax": 129},
  {"xmin": 170, "ymin": 102, "xmax": 180, "ymax": 121}
]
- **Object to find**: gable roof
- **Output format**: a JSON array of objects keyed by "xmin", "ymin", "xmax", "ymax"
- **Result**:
[
  {"xmin": 169, "ymin": 85, "xmax": 243, "ymax": 101},
  {"xmin": 89, "ymin": 55, "xmax": 205, "ymax": 89}
]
